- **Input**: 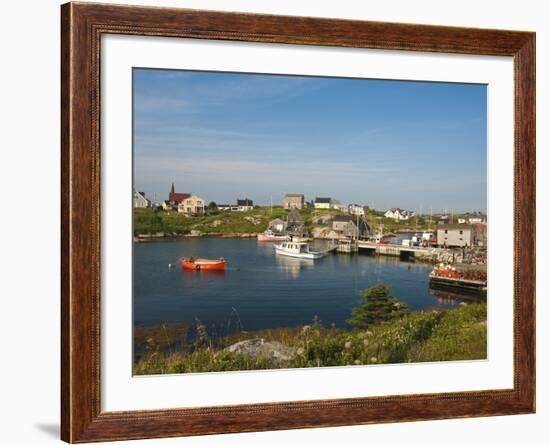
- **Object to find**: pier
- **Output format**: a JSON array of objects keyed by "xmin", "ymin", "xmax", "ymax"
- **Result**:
[
  {"xmin": 429, "ymin": 274, "xmax": 487, "ymax": 297},
  {"xmin": 357, "ymin": 241, "xmax": 442, "ymax": 261}
]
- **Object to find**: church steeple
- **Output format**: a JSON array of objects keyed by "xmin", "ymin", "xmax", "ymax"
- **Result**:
[{"xmin": 171, "ymin": 182, "xmax": 175, "ymax": 194}]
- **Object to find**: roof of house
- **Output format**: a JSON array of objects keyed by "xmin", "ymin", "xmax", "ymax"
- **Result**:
[
  {"xmin": 169, "ymin": 192, "xmax": 191, "ymax": 203},
  {"xmin": 284, "ymin": 193, "xmax": 304, "ymax": 198},
  {"xmin": 436, "ymin": 223, "xmax": 473, "ymax": 230},
  {"xmin": 315, "ymin": 197, "xmax": 332, "ymax": 203},
  {"xmin": 387, "ymin": 208, "xmax": 414, "ymax": 215}
]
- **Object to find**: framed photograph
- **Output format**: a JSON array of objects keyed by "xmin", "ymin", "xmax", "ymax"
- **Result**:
[{"xmin": 61, "ymin": 2, "xmax": 535, "ymax": 442}]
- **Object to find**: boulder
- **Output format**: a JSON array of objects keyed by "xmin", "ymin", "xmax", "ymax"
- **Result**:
[{"xmin": 224, "ymin": 338, "xmax": 295, "ymax": 364}]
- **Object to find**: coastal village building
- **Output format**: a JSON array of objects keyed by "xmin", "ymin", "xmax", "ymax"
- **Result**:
[
  {"xmin": 314, "ymin": 197, "xmax": 332, "ymax": 210},
  {"xmin": 331, "ymin": 200, "xmax": 347, "ymax": 212},
  {"xmin": 237, "ymin": 198, "xmax": 254, "ymax": 212},
  {"xmin": 348, "ymin": 204, "xmax": 365, "ymax": 216},
  {"xmin": 217, "ymin": 204, "xmax": 237, "ymax": 211},
  {"xmin": 162, "ymin": 183, "xmax": 191, "ymax": 211},
  {"xmin": 177, "ymin": 195, "xmax": 206, "ymax": 216},
  {"xmin": 218, "ymin": 199, "xmax": 253, "ymax": 212},
  {"xmin": 436, "ymin": 223, "xmax": 476, "ymax": 247},
  {"xmin": 133, "ymin": 191, "xmax": 151, "ymax": 208},
  {"xmin": 168, "ymin": 183, "xmax": 191, "ymax": 205},
  {"xmin": 162, "ymin": 200, "xmax": 175, "ymax": 211},
  {"xmin": 283, "ymin": 193, "xmax": 305, "ymax": 209},
  {"xmin": 384, "ymin": 208, "xmax": 414, "ymax": 220},
  {"xmin": 472, "ymin": 222, "xmax": 487, "ymax": 247},
  {"xmin": 268, "ymin": 218, "xmax": 286, "ymax": 233},
  {"xmin": 332, "ymin": 214, "xmax": 370, "ymax": 239}
]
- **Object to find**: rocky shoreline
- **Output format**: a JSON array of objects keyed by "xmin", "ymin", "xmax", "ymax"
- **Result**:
[{"xmin": 134, "ymin": 231, "xmax": 259, "ymax": 242}]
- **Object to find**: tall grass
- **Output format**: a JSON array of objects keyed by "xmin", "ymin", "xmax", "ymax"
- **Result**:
[{"xmin": 134, "ymin": 302, "xmax": 487, "ymax": 375}]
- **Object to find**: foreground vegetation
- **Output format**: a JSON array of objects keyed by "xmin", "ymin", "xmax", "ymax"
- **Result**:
[{"xmin": 134, "ymin": 287, "xmax": 487, "ymax": 375}]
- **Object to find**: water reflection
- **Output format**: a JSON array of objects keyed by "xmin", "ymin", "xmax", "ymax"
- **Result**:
[
  {"xmin": 430, "ymin": 288, "xmax": 486, "ymax": 305},
  {"xmin": 178, "ymin": 268, "xmax": 226, "ymax": 286},
  {"xmin": 275, "ymin": 255, "xmax": 315, "ymax": 278}
]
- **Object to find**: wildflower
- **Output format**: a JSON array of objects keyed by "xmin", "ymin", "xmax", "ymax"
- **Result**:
[
  {"xmin": 302, "ymin": 325, "xmax": 311, "ymax": 334},
  {"xmin": 354, "ymin": 360, "xmax": 362, "ymax": 365},
  {"xmin": 296, "ymin": 347, "xmax": 304, "ymax": 356},
  {"xmin": 363, "ymin": 339, "xmax": 369, "ymax": 347},
  {"xmin": 370, "ymin": 357, "xmax": 378, "ymax": 363},
  {"xmin": 344, "ymin": 341, "xmax": 352, "ymax": 350}
]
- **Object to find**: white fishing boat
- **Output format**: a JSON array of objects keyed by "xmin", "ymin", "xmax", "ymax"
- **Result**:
[{"xmin": 274, "ymin": 241, "xmax": 326, "ymax": 259}]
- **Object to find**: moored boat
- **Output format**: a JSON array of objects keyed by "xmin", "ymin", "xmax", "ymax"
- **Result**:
[
  {"xmin": 179, "ymin": 257, "xmax": 226, "ymax": 271},
  {"xmin": 274, "ymin": 241, "xmax": 326, "ymax": 259},
  {"xmin": 257, "ymin": 230, "xmax": 291, "ymax": 242}
]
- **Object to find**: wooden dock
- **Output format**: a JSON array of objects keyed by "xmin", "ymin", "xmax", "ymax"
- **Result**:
[
  {"xmin": 429, "ymin": 274, "xmax": 487, "ymax": 297},
  {"xmin": 357, "ymin": 240, "xmax": 437, "ymax": 260}
]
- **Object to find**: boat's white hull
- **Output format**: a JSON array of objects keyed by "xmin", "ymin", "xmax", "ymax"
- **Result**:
[{"xmin": 274, "ymin": 246, "xmax": 325, "ymax": 259}]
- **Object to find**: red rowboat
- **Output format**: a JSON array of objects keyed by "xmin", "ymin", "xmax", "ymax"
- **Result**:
[{"xmin": 179, "ymin": 257, "xmax": 226, "ymax": 271}]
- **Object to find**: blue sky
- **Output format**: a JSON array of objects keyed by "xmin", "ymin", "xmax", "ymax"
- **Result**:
[{"xmin": 133, "ymin": 68, "xmax": 487, "ymax": 213}]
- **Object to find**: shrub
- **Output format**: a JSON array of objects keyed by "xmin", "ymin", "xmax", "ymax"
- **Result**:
[{"xmin": 347, "ymin": 284, "xmax": 408, "ymax": 329}]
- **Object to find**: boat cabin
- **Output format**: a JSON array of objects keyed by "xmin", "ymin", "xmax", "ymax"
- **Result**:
[{"xmin": 280, "ymin": 242, "xmax": 310, "ymax": 253}]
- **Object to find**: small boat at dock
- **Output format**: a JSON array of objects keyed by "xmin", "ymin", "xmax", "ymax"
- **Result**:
[
  {"xmin": 274, "ymin": 241, "xmax": 326, "ymax": 259},
  {"xmin": 179, "ymin": 257, "xmax": 226, "ymax": 271},
  {"xmin": 257, "ymin": 230, "xmax": 291, "ymax": 242}
]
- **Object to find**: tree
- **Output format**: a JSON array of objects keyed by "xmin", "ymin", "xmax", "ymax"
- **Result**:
[
  {"xmin": 348, "ymin": 284, "xmax": 408, "ymax": 329},
  {"xmin": 208, "ymin": 201, "xmax": 218, "ymax": 210}
]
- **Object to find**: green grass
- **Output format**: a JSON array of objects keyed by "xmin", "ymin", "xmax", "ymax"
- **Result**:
[
  {"xmin": 134, "ymin": 206, "xmax": 349, "ymax": 236},
  {"xmin": 135, "ymin": 206, "xmax": 487, "ymax": 236},
  {"xmin": 134, "ymin": 207, "xmax": 283, "ymax": 235},
  {"xmin": 134, "ymin": 302, "xmax": 487, "ymax": 375}
]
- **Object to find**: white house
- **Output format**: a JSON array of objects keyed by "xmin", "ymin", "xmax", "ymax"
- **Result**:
[
  {"xmin": 268, "ymin": 218, "xmax": 286, "ymax": 233},
  {"xmin": 348, "ymin": 204, "xmax": 365, "ymax": 216},
  {"xmin": 469, "ymin": 217, "xmax": 484, "ymax": 224},
  {"xmin": 331, "ymin": 200, "xmax": 347, "ymax": 212},
  {"xmin": 437, "ymin": 224, "xmax": 476, "ymax": 247},
  {"xmin": 314, "ymin": 197, "xmax": 332, "ymax": 210},
  {"xmin": 218, "ymin": 199, "xmax": 253, "ymax": 211},
  {"xmin": 237, "ymin": 198, "xmax": 254, "ymax": 212},
  {"xmin": 133, "ymin": 191, "xmax": 151, "ymax": 208},
  {"xmin": 384, "ymin": 208, "xmax": 414, "ymax": 220}
]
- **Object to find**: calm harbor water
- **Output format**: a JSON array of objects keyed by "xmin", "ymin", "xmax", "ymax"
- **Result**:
[{"xmin": 134, "ymin": 238, "xmax": 467, "ymax": 332}]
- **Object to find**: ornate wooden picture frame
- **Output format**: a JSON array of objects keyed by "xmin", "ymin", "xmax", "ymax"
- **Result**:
[{"xmin": 61, "ymin": 2, "xmax": 535, "ymax": 442}]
